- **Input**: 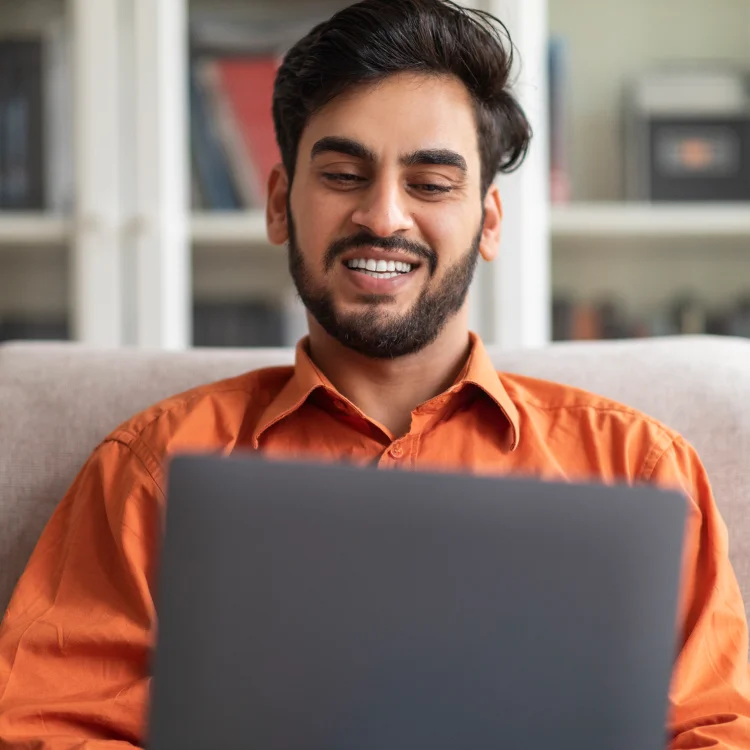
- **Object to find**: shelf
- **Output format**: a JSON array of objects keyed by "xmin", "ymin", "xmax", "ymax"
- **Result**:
[
  {"xmin": 5, "ymin": 206, "xmax": 746, "ymax": 249},
  {"xmin": 192, "ymin": 205, "xmax": 750, "ymax": 247},
  {"xmin": 191, "ymin": 211, "xmax": 269, "ymax": 246},
  {"xmin": 0, "ymin": 212, "xmax": 271, "ymax": 248},
  {"xmin": 0, "ymin": 214, "xmax": 71, "ymax": 247},
  {"xmin": 551, "ymin": 204, "xmax": 750, "ymax": 240}
]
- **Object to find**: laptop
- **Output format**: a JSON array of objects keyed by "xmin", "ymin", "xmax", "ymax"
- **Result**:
[{"xmin": 149, "ymin": 454, "xmax": 687, "ymax": 750}]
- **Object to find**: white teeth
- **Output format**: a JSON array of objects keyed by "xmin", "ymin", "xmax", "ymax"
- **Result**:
[
  {"xmin": 345, "ymin": 258, "xmax": 414, "ymax": 274},
  {"xmin": 361, "ymin": 271, "xmax": 398, "ymax": 279}
]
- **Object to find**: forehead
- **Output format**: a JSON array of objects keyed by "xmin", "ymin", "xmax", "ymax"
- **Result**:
[{"xmin": 300, "ymin": 73, "xmax": 480, "ymax": 168}]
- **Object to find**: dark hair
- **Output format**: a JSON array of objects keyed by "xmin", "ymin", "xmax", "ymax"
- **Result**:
[{"xmin": 273, "ymin": 0, "xmax": 532, "ymax": 196}]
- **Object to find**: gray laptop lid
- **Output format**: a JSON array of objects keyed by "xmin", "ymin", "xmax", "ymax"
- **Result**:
[{"xmin": 150, "ymin": 455, "xmax": 686, "ymax": 750}]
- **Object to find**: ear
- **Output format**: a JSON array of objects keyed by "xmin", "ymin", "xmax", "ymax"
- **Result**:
[
  {"xmin": 479, "ymin": 183, "xmax": 502, "ymax": 262},
  {"xmin": 266, "ymin": 164, "xmax": 290, "ymax": 245}
]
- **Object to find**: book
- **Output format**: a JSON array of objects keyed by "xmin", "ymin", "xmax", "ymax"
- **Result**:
[
  {"xmin": 0, "ymin": 38, "xmax": 45, "ymax": 210},
  {"xmin": 189, "ymin": 59, "xmax": 242, "ymax": 210},
  {"xmin": 548, "ymin": 36, "xmax": 572, "ymax": 204},
  {"xmin": 193, "ymin": 300, "xmax": 284, "ymax": 347},
  {"xmin": 552, "ymin": 296, "xmax": 574, "ymax": 341},
  {"xmin": 554, "ymin": 291, "xmax": 750, "ymax": 343},
  {"xmin": 0, "ymin": 314, "xmax": 69, "ymax": 342},
  {"xmin": 0, "ymin": 43, "xmax": 7, "ymax": 206},
  {"xmin": 196, "ymin": 58, "xmax": 264, "ymax": 209},
  {"xmin": 215, "ymin": 56, "xmax": 281, "ymax": 208}
]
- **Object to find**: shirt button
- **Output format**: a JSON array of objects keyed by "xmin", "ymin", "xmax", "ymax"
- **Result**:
[{"xmin": 389, "ymin": 442, "xmax": 404, "ymax": 459}]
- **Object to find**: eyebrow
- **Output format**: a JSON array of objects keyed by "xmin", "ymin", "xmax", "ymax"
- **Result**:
[
  {"xmin": 401, "ymin": 148, "xmax": 468, "ymax": 174},
  {"xmin": 310, "ymin": 137, "xmax": 468, "ymax": 174},
  {"xmin": 310, "ymin": 137, "xmax": 376, "ymax": 163}
]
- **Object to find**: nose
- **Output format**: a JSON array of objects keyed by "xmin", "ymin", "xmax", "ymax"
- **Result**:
[{"xmin": 350, "ymin": 176, "xmax": 414, "ymax": 238}]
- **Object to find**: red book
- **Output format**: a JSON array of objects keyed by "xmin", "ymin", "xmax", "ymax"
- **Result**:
[{"xmin": 216, "ymin": 57, "xmax": 282, "ymax": 208}]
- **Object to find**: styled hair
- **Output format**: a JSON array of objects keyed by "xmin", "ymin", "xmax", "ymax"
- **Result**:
[{"xmin": 273, "ymin": 0, "xmax": 532, "ymax": 196}]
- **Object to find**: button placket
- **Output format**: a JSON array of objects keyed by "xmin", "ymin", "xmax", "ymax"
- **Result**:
[{"xmin": 389, "ymin": 441, "xmax": 404, "ymax": 459}]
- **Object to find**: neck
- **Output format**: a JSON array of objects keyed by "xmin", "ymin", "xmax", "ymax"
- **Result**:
[{"xmin": 306, "ymin": 311, "xmax": 472, "ymax": 437}]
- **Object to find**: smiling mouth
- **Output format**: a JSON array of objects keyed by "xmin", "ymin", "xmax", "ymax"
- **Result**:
[{"xmin": 343, "ymin": 258, "xmax": 418, "ymax": 280}]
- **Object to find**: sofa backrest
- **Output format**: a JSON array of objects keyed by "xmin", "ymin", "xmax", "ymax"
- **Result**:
[{"xmin": 2, "ymin": 336, "xmax": 749, "ymax": 617}]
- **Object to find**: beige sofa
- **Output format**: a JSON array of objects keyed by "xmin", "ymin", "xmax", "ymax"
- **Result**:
[{"xmin": 1, "ymin": 336, "xmax": 749, "ymax": 623}]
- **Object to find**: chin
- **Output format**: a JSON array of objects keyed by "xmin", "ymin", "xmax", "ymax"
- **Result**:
[
  {"xmin": 336, "ymin": 300, "xmax": 410, "ymax": 324},
  {"xmin": 334, "ymin": 292, "xmax": 402, "ymax": 310}
]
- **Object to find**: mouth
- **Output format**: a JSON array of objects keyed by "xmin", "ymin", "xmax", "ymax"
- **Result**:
[
  {"xmin": 340, "ymin": 252, "xmax": 423, "ymax": 294},
  {"xmin": 343, "ymin": 257, "xmax": 417, "ymax": 280}
]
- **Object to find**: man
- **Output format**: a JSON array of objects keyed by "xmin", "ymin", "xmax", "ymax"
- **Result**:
[{"xmin": 0, "ymin": 0, "xmax": 748, "ymax": 746}]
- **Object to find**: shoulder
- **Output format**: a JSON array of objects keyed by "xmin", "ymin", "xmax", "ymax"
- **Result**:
[
  {"xmin": 499, "ymin": 371, "xmax": 683, "ymax": 483},
  {"xmin": 100, "ymin": 365, "xmax": 295, "ymax": 480},
  {"xmin": 500, "ymin": 370, "xmax": 678, "ymax": 436}
]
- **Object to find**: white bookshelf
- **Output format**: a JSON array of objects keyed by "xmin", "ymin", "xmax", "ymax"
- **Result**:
[
  {"xmin": 546, "ymin": 0, "xmax": 750, "ymax": 339},
  {"xmin": 552, "ymin": 204, "xmax": 750, "ymax": 240},
  {"xmin": 6, "ymin": 0, "xmax": 748, "ymax": 347},
  {"xmin": 191, "ymin": 203, "xmax": 750, "ymax": 248},
  {"xmin": 549, "ymin": 0, "xmax": 750, "ymax": 203},
  {"xmin": 0, "ymin": 0, "xmax": 550, "ymax": 349},
  {"xmin": 191, "ymin": 211, "xmax": 269, "ymax": 246},
  {"xmin": 0, "ymin": 214, "xmax": 71, "ymax": 247}
]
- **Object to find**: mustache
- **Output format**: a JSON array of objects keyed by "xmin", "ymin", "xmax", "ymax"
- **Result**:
[{"xmin": 324, "ymin": 231, "xmax": 437, "ymax": 275}]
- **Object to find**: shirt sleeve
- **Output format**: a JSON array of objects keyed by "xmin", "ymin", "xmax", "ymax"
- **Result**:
[
  {"xmin": 0, "ymin": 437, "xmax": 162, "ymax": 749},
  {"xmin": 647, "ymin": 436, "xmax": 750, "ymax": 748}
]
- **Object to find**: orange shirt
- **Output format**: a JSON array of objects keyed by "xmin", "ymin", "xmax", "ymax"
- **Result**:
[{"xmin": 1, "ymin": 335, "xmax": 749, "ymax": 748}]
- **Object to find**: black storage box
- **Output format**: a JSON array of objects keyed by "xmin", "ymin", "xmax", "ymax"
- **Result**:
[{"xmin": 624, "ymin": 67, "xmax": 750, "ymax": 202}]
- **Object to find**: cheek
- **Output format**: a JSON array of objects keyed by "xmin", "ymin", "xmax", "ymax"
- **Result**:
[
  {"xmin": 419, "ymin": 205, "xmax": 480, "ymax": 261},
  {"xmin": 291, "ymin": 179, "xmax": 352, "ymax": 257},
  {"xmin": 290, "ymin": 194, "xmax": 330, "ymax": 266}
]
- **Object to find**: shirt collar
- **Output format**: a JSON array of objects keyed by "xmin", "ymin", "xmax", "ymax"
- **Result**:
[
  {"xmin": 251, "ymin": 333, "xmax": 520, "ymax": 450},
  {"xmin": 456, "ymin": 333, "xmax": 520, "ymax": 450}
]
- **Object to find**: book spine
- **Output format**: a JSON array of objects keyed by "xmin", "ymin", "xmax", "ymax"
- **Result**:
[
  {"xmin": 2, "ymin": 39, "xmax": 45, "ymax": 210},
  {"xmin": 0, "ymin": 43, "xmax": 7, "ymax": 207},
  {"xmin": 193, "ymin": 301, "xmax": 284, "ymax": 347},
  {"xmin": 189, "ymin": 58, "xmax": 241, "ymax": 210},
  {"xmin": 548, "ymin": 36, "xmax": 571, "ymax": 204},
  {"xmin": 27, "ymin": 40, "xmax": 45, "ymax": 209},
  {"xmin": 217, "ymin": 57, "xmax": 281, "ymax": 209},
  {"xmin": 197, "ymin": 59, "xmax": 260, "ymax": 208}
]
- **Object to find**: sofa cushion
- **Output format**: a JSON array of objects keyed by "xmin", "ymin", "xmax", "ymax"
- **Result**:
[{"xmin": 1, "ymin": 336, "xmax": 749, "ymax": 617}]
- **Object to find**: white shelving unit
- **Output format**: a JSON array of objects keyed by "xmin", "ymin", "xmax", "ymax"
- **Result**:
[
  {"xmin": 0, "ymin": 0, "xmax": 551, "ymax": 349},
  {"xmin": 548, "ymin": 0, "xmax": 750, "ymax": 336},
  {"xmin": 0, "ymin": 214, "xmax": 70, "ymax": 246},
  {"xmin": 191, "ymin": 211, "xmax": 268, "ymax": 247},
  {"xmin": 3, "ymin": 0, "xmax": 746, "ymax": 347},
  {"xmin": 552, "ymin": 204, "xmax": 750, "ymax": 240},
  {"xmin": 191, "ymin": 204, "xmax": 750, "ymax": 246}
]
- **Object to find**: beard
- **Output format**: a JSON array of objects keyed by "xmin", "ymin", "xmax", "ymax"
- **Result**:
[{"xmin": 287, "ymin": 211, "xmax": 482, "ymax": 359}]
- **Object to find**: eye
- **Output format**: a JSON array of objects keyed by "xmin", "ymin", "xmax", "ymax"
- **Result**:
[
  {"xmin": 322, "ymin": 172, "xmax": 367, "ymax": 185},
  {"xmin": 410, "ymin": 183, "xmax": 453, "ymax": 195}
]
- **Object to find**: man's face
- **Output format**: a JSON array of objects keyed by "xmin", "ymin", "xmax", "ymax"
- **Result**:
[{"xmin": 273, "ymin": 73, "xmax": 496, "ymax": 358}]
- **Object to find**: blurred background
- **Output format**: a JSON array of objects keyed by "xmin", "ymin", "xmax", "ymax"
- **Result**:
[{"xmin": 0, "ymin": 0, "xmax": 748, "ymax": 350}]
